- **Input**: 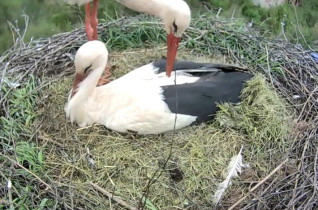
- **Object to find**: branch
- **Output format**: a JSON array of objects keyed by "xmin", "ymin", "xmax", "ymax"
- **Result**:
[
  {"xmin": 228, "ymin": 158, "xmax": 288, "ymax": 210},
  {"xmin": 0, "ymin": 153, "xmax": 51, "ymax": 190},
  {"xmin": 90, "ymin": 182, "xmax": 137, "ymax": 210}
]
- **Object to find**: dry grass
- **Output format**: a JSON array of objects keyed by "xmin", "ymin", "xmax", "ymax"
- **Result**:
[{"xmin": 31, "ymin": 48, "xmax": 290, "ymax": 209}]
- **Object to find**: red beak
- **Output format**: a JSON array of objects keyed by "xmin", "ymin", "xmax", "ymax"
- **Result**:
[
  {"xmin": 166, "ymin": 33, "xmax": 180, "ymax": 77},
  {"xmin": 71, "ymin": 73, "xmax": 85, "ymax": 98}
]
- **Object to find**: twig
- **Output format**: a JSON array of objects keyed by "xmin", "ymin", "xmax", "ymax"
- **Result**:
[
  {"xmin": 296, "ymin": 86, "xmax": 318, "ymax": 122},
  {"xmin": 303, "ymin": 147, "xmax": 318, "ymax": 209},
  {"xmin": 89, "ymin": 182, "xmax": 137, "ymax": 210},
  {"xmin": 20, "ymin": 133, "xmax": 65, "ymax": 148},
  {"xmin": 216, "ymin": 8, "xmax": 222, "ymax": 19},
  {"xmin": 291, "ymin": 136, "xmax": 309, "ymax": 209},
  {"xmin": 228, "ymin": 159, "xmax": 288, "ymax": 210},
  {"xmin": 0, "ymin": 153, "xmax": 52, "ymax": 190},
  {"xmin": 265, "ymin": 45, "xmax": 273, "ymax": 86}
]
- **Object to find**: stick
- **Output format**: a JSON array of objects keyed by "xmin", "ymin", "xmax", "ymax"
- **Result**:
[
  {"xmin": 291, "ymin": 139, "xmax": 308, "ymax": 210},
  {"xmin": 0, "ymin": 153, "xmax": 51, "ymax": 190},
  {"xmin": 89, "ymin": 182, "xmax": 137, "ymax": 210},
  {"xmin": 228, "ymin": 158, "xmax": 288, "ymax": 210},
  {"xmin": 20, "ymin": 133, "xmax": 65, "ymax": 148}
]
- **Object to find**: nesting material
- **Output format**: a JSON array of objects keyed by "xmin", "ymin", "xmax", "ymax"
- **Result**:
[{"xmin": 35, "ymin": 47, "xmax": 290, "ymax": 209}]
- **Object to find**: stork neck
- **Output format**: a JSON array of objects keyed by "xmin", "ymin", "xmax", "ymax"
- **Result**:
[
  {"xmin": 119, "ymin": 0, "xmax": 168, "ymax": 18},
  {"xmin": 71, "ymin": 65, "xmax": 104, "ymax": 105}
]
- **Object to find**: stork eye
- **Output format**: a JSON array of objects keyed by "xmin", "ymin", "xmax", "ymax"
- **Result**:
[
  {"xmin": 173, "ymin": 20, "xmax": 178, "ymax": 34},
  {"xmin": 84, "ymin": 64, "xmax": 92, "ymax": 74}
]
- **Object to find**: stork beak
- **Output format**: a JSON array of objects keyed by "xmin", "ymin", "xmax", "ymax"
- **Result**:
[
  {"xmin": 166, "ymin": 33, "xmax": 180, "ymax": 77},
  {"xmin": 71, "ymin": 73, "xmax": 85, "ymax": 98}
]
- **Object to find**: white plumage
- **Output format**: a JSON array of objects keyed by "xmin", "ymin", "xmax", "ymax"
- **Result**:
[
  {"xmin": 65, "ymin": 41, "xmax": 197, "ymax": 134},
  {"xmin": 65, "ymin": 41, "xmax": 252, "ymax": 134},
  {"xmin": 117, "ymin": 0, "xmax": 190, "ymax": 37}
]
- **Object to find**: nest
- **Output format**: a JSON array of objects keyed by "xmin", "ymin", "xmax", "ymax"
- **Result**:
[{"xmin": 1, "ymin": 14, "xmax": 317, "ymax": 209}]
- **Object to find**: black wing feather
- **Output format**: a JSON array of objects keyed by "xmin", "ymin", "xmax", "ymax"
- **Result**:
[
  {"xmin": 160, "ymin": 60, "xmax": 252, "ymax": 123},
  {"xmin": 153, "ymin": 59, "xmax": 247, "ymax": 74}
]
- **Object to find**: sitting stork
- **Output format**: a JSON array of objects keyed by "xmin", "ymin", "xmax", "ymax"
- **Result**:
[{"xmin": 65, "ymin": 41, "xmax": 252, "ymax": 134}]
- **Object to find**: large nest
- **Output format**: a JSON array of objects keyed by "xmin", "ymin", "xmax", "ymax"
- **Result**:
[{"xmin": 1, "ymin": 14, "xmax": 317, "ymax": 209}]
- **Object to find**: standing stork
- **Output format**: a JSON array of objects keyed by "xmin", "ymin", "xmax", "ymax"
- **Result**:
[
  {"xmin": 66, "ymin": 0, "xmax": 191, "ymax": 77},
  {"xmin": 117, "ymin": 0, "xmax": 191, "ymax": 77},
  {"xmin": 65, "ymin": 41, "xmax": 252, "ymax": 134}
]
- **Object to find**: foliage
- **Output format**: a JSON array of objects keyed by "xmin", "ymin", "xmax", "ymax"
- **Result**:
[
  {"xmin": 1, "ymin": 76, "xmax": 37, "ymax": 141},
  {"xmin": 0, "ymin": 76, "xmax": 52, "ymax": 209},
  {"xmin": 204, "ymin": 0, "xmax": 232, "ymax": 10},
  {"xmin": 100, "ymin": 21, "xmax": 166, "ymax": 50},
  {"xmin": 1, "ymin": 0, "xmax": 318, "ymax": 54},
  {"xmin": 238, "ymin": 0, "xmax": 318, "ymax": 44}
]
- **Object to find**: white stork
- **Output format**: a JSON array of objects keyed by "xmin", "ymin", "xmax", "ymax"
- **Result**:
[
  {"xmin": 65, "ymin": 0, "xmax": 191, "ymax": 77},
  {"xmin": 65, "ymin": 41, "xmax": 252, "ymax": 134}
]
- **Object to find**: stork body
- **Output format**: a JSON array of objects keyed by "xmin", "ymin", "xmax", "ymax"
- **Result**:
[{"xmin": 65, "ymin": 41, "xmax": 252, "ymax": 134}]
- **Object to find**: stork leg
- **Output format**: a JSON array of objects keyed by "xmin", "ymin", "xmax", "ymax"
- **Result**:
[
  {"xmin": 91, "ymin": 0, "xmax": 99, "ymax": 40},
  {"xmin": 97, "ymin": 60, "xmax": 112, "ymax": 86},
  {"xmin": 85, "ymin": 4, "xmax": 94, "ymax": 40},
  {"xmin": 85, "ymin": 0, "xmax": 111, "ymax": 86}
]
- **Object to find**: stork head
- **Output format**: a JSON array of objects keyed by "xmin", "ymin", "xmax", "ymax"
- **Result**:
[
  {"xmin": 162, "ymin": 0, "xmax": 191, "ymax": 37},
  {"xmin": 161, "ymin": 0, "xmax": 191, "ymax": 77},
  {"xmin": 71, "ymin": 40, "xmax": 108, "ymax": 97}
]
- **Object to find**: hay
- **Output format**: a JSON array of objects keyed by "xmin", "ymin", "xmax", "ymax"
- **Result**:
[
  {"xmin": 216, "ymin": 75, "xmax": 290, "ymax": 148},
  {"xmin": 1, "ymin": 13, "xmax": 317, "ymax": 209},
  {"xmin": 31, "ymin": 48, "xmax": 289, "ymax": 209}
]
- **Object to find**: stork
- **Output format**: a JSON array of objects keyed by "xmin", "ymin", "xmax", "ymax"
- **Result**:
[
  {"xmin": 65, "ymin": 41, "xmax": 252, "ymax": 134},
  {"xmin": 66, "ymin": 0, "xmax": 99, "ymax": 40},
  {"xmin": 65, "ymin": 0, "xmax": 191, "ymax": 77}
]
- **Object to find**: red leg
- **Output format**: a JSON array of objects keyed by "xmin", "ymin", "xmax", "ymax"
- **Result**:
[
  {"xmin": 97, "ymin": 60, "xmax": 112, "ymax": 86},
  {"xmin": 89, "ymin": 0, "xmax": 110, "ymax": 86},
  {"xmin": 85, "ymin": 4, "xmax": 94, "ymax": 40},
  {"xmin": 91, "ymin": 0, "xmax": 99, "ymax": 40}
]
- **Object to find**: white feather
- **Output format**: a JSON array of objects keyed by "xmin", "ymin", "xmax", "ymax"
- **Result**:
[
  {"xmin": 212, "ymin": 146, "xmax": 249, "ymax": 205},
  {"xmin": 7, "ymin": 179, "xmax": 12, "ymax": 189}
]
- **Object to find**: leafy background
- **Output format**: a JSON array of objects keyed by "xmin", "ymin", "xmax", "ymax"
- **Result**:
[{"xmin": 0, "ymin": 0, "xmax": 318, "ymax": 53}]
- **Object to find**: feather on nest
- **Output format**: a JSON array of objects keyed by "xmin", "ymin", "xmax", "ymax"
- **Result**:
[{"xmin": 212, "ymin": 145, "xmax": 249, "ymax": 205}]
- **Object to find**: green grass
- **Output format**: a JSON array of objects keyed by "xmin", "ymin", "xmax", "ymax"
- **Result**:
[
  {"xmin": 216, "ymin": 75, "xmax": 290, "ymax": 156},
  {"xmin": 0, "ymin": 76, "xmax": 54, "ymax": 209},
  {"xmin": 101, "ymin": 22, "xmax": 166, "ymax": 50},
  {"xmin": 206, "ymin": 0, "xmax": 318, "ymax": 45},
  {"xmin": 1, "ymin": 76, "xmax": 37, "ymax": 141},
  {"xmin": 238, "ymin": 0, "xmax": 317, "ymax": 44},
  {"xmin": 2, "ymin": 0, "xmax": 318, "ymax": 53}
]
